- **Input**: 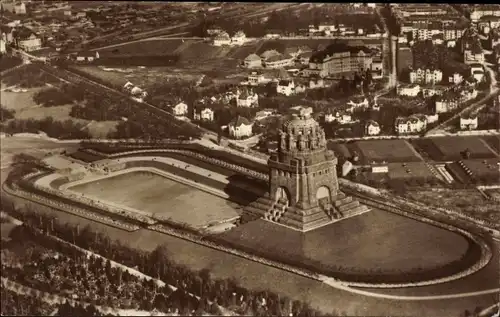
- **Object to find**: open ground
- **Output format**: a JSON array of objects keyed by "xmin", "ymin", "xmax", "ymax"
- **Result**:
[
  {"xmin": 347, "ymin": 139, "xmax": 424, "ymax": 164},
  {"xmin": 387, "ymin": 162, "xmax": 437, "ymax": 181},
  {"xmin": 1, "ymin": 79, "xmax": 118, "ymax": 139},
  {"xmin": 67, "ymin": 170, "xmax": 240, "ymax": 228},
  {"xmin": 412, "ymin": 136, "xmax": 499, "ymax": 161}
]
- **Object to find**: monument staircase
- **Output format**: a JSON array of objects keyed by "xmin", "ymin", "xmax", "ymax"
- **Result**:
[{"xmin": 242, "ymin": 191, "xmax": 370, "ymax": 232}]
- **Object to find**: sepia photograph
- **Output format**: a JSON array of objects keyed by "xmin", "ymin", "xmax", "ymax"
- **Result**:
[{"xmin": 0, "ymin": 1, "xmax": 499, "ymax": 316}]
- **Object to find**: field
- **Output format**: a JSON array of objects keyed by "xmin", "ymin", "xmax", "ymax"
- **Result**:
[
  {"xmin": 387, "ymin": 162, "xmax": 437, "ymax": 180},
  {"xmin": 327, "ymin": 142, "xmax": 352, "ymax": 159},
  {"xmin": 219, "ymin": 209, "xmax": 469, "ymax": 275},
  {"xmin": 351, "ymin": 139, "xmax": 423, "ymax": 164},
  {"xmin": 67, "ymin": 170, "xmax": 240, "ymax": 228},
  {"xmin": 405, "ymin": 188, "xmax": 500, "ymax": 227},
  {"xmin": 412, "ymin": 136, "xmax": 498, "ymax": 161}
]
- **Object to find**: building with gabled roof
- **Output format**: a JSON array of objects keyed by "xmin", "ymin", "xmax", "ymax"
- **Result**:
[
  {"xmin": 228, "ymin": 116, "xmax": 253, "ymax": 139},
  {"xmin": 244, "ymin": 53, "xmax": 262, "ymax": 68},
  {"xmin": 395, "ymin": 114, "xmax": 427, "ymax": 134}
]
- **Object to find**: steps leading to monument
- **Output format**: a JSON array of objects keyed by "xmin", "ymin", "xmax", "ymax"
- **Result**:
[
  {"xmin": 337, "ymin": 200, "xmax": 360, "ymax": 213},
  {"xmin": 334, "ymin": 196, "xmax": 353, "ymax": 207}
]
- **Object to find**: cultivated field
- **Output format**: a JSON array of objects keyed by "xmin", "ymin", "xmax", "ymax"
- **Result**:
[
  {"xmin": 405, "ymin": 188, "xmax": 500, "ymax": 227},
  {"xmin": 387, "ymin": 162, "xmax": 437, "ymax": 181},
  {"xmin": 219, "ymin": 209, "xmax": 470, "ymax": 274},
  {"xmin": 67, "ymin": 170, "xmax": 240, "ymax": 228},
  {"xmin": 412, "ymin": 136, "xmax": 498, "ymax": 161},
  {"xmin": 351, "ymin": 139, "xmax": 423, "ymax": 164},
  {"xmin": 460, "ymin": 158, "xmax": 500, "ymax": 181}
]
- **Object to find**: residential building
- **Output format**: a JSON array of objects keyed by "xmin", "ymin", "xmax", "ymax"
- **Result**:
[
  {"xmin": 236, "ymin": 89, "xmax": 259, "ymax": 107},
  {"xmin": 443, "ymin": 26, "xmax": 464, "ymax": 41},
  {"xmin": 324, "ymin": 110, "xmax": 353, "ymax": 124},
  {"xmin": 470, "ymin": 5, "xmax": 500, "ymax": 22},
  {"xmin": 460, "ymin": 115, "xmax": 478, "ymax": 130},
  {"xmin": 421, "ymin": 85, "xmax": 446, "ymax": 98},
  {"xmin": 243, "ymin": 54, "xmax": 262, "ymax": 68},
  {"xmin": 464, "ymin": 45, "xmax": 485, "ymax": 64},
  {"xmin": 213, "ymin": 31, "xmax": 231, "ymax": 46},
  {"xmin": 255, "ymin": 109, "xmax": 275, "ymax": 121},
  {"xmin": 228, "ymin": 116, "xmax": 253, "ymax": 139},
  {"xmin": 435, "ymin": 95, "xmax": 459, "ymax": 113},
  {"xmin": 409, "ymin": 68, "xmax": 443, "ymax": 85},
  {"xmin": 14, "ymin": 2, "xmax": 26, "ymax": 15},
  {"xmin": 306, "ymin": 43, "xmax": 373, "ymax": 78},
  {"xmin": 432, "ymin": 33, "xmax": 444, "ymax": 45},
  {"xmin": 231, "ymin": 31, "xmax": 246, "ymax": 45},
  {"xmin": 394, "ymin": 114, "xmax": 427, "ymax": 134},
  {"xmin": 17, "ymin": 32, "xmax": 42, "ymax": 52},
  {"xmin": 473, "ymin": 70, "xmax": 485, "ymax": 82},
  {"xmin": 397, "ymin": 84, "xmax": 421, "ymax": 97},
  {"xmin": 346, "ymin": 96, "xmax": 370, "ymax": 112},
  {"xmin": 76, "ymin": 51, "xmax": 99, "ymax": 62},
  {"xmin": 426, "ymin": 113, "xmax": 439, "ymax": 124},
  {"xmin": 207, "ymin": 28, "xmax": 223, "ymax": 36},
  {"xmin": 247, "ymin": 72, "xmax": 269, "ymax": 86},
  {"xmin": 365, "ymin": 120, "xmax": 381, "ymax": 135},
  {"xmin": 0, "ymin": 38, "xmax": 6, "ymax": 54},
  {"xmin": 371, "ymin": 57, "xmax": 383, "ymax": 79},
  {"xmin": 193, "ymin": 107, "xmax": 214, "ymax": 122},
  {"xmin": 264, "ymin": 53, "xmax": 294, "ymax": 69},
  {"xmin": 171, "ymin": 102, "xmax": 188, "ymax": 117},
  {"xmin": 448, "ymin": 73, "xmax": 464, "ymax": 85},
  {"xmin": 276, "ymin": 79, "xmax": 295, "ymax": 96},
  {"xmin": 309, "ymin": 78, "xmax": 325, "ymax": 89}
]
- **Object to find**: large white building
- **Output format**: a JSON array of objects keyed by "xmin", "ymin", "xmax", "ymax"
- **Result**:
[
  {"xmin": 409, "ymin": 68, "xmax": 443, "ymax": 85},
  {"xmin": 460, "ymin": 115, "xmax": 478, "ymax": 130},
  {"xmin": 193, "ymin": 107, "xmax": 214, "ymax": 122},
  {"xmin": 171, "ymin": 102, "xmax": 188, "ymax": 117},
  {"xmin": 365, "ymin": 120, "xmax": 381, "ymax": 135},
  {"xmin": 276, "ymin": 79, "xmax": 295, "ymax": 96},
  {"xmin": 395, "ymin": 114, "xmax": 427, "ymax": 134},
  {"xmin": 17, "ymin": 32, "xmax": 42, "ymax": 52},
  {"xmin": 236, "ymin": 89, "xmax": 259, "ymax": 107},
  {"xmin": 397, "ymin": 84, "xmax": 421, "ymax": 97}
]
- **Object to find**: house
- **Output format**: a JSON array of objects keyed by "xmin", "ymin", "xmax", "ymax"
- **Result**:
[
  {"xmin": 395, "ymin": 114, "xmax": 427, "ymax": 134},
  {"xmin": 193, "ymin": 107, "xmax": 214, "ymax": 122},
  {"xmin": 231, "ymin": 31, "xmax": 246, "ymax": 45},
  {"xmin": 276, "ymin": 79, "xmax": 295, "ymax": 96},
  {"xmin": 346, "ymin": 96, "xmax": 369, "ymax": 112},
  {"xmin": 448, "ymin": 73, "xmax": 464, "ymax": 85},
  {"xmin": 372, "ymin": 165, "xmax": 389, "ymax": 173},
  {"xmin": 431, "ymin": 33, "xmax": 444, "ymax": 45},
  {"xmin": 426, "ymin": 113, "xmax": 439, "ymax": 124},
  {"xmin": 421, "ymin": 85, "xmax": 446, "ymax": 98},
  {"xmin": 247, "ymin": 72, "xmax": 270, "ymax": 86},
  {"xmin": 435, "ymin": 95, "xmax": 459, "ymax": 113},
  {"xmin": 409, "ymin": 68, "xmax": 443, "ymax": 84},
  {"xmin": 260, "ymin": 50, "xmax": 281, "ymax": 61},
  {"xmin": 244, "ymin": 54, "xmax": 262, "ymax": 68},
  {"xmin": 324, "ymin": 110, "xmax": 353, "ymax": 124},
  {"xmin": 213, "ymin": 31, "xmax": 231, "ymax": 46},
  {"xmin": 472, "ymin": 70, "xmax": 485, "ymax": 82},
  {"xmin": 76, "ymin": 51, "xmax": 99, "ymax": 62},
  {"xmin": 371, "ymin": 57, "xmax": 383, "ymax": 79},
  {"xmin": 309, "ymin": 78, "xmax": 325, "ymax": 89},
  {"xmin": 255, "ymin": 109, "xmax": 275, "ymax": 121},
  {"xmin": 236, "ymin": 89, "xmax": 259, "ymax": 107},
  {"xmin": 365, "ymin": 120, "xmax": 381, "ymax": 135},
  {"xmin": 264, "ymin": 53, "xmax": 294, "ymax": 69},
  {"xmin": 464, "ymin": 45, "xmax": 485, "ymax": 64},
  {"xmin": 207, "ymin": 28, "xmax": 223, "ymax": 36},
  {"xmin": 123, "ymin": 82, "xmax": 134, "ymax": 93},
  {"xmin": 171, "ymin": 102, "xmax": 188, "ymax": 117},
  {"xmin": 228, "ymin": 116, "xmax": 253, "ymax": 139},
  {"xmin": 460, "ymin": 115, "xmax": 478, "ymax": 130},
  {"xmin": 14, "ymin": 2, "xmax": 26, "ymax": 15},
  {"xmin": 397, "ymin": 84, "xmax": 421, "ymax": 97},
  {"xmin": 17, "ymin": 32, "xmax": 42, "ymax": 52}
]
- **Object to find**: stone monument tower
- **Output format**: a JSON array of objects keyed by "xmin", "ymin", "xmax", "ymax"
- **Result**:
[{"xmin": 244, "ymin": 107, "xmax": 369, "ymax": 232}]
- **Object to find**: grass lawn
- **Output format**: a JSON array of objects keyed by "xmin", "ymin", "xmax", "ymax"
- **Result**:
[
  {"xmin": 352, "ymin": 139, "xmax": 423, "ymax": 164},
  {"xmin": 414, "ymin": 136, "xmax": 498, "ymax": 161},
  {"xmin": 405, "ymin": 188, "xmax": 500, "ymax": 228},
  {"xmin": 67, "ymin": 170, "xmax": 240, "ymax": 228},
  {"xmin": 219, "ymin": 209, "xmax": 469, "ymax": 275}
]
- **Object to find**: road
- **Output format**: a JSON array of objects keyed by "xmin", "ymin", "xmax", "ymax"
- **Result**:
[{"xmin": 89, "ymin": 36, "xmax": 204, "ymax": 52}]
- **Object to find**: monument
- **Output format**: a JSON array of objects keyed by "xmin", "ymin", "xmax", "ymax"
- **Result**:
[{"xmin": 244, "ymin": 107, "xmax": 370, "ymax": 231}]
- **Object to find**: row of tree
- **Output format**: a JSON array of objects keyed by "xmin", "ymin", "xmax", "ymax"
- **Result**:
[
  {"xmin": 1, "ymin": 198, "xmax": 331, "ymax": 317},
  {"xmin": 0, "ymin": 117, "xmax": 92, "ymax": 139}
]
